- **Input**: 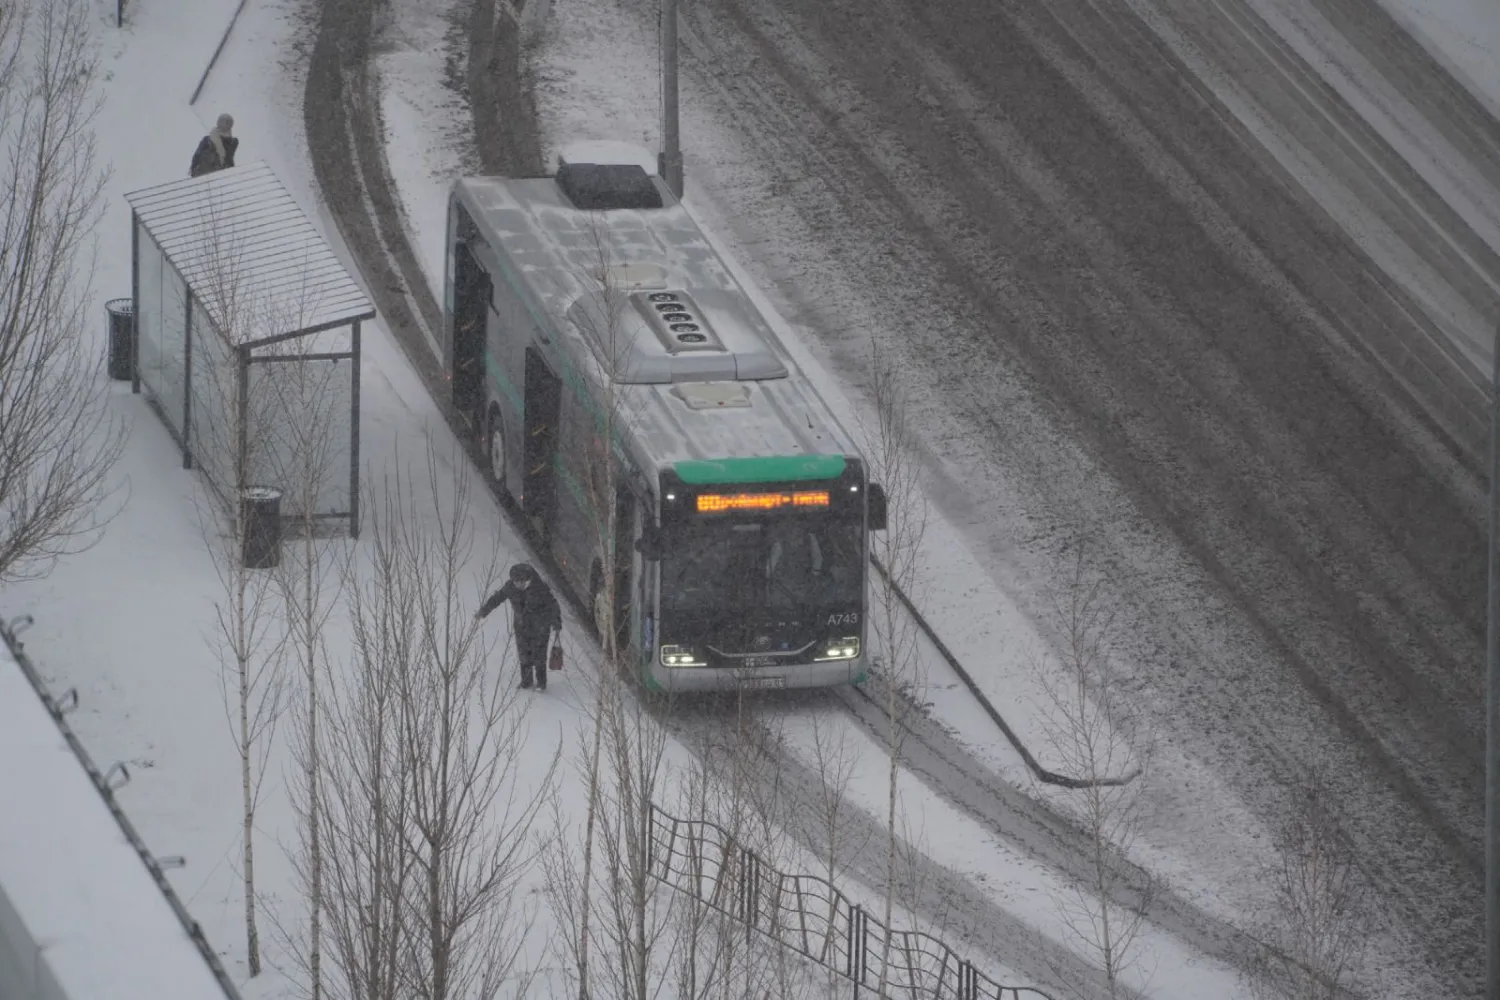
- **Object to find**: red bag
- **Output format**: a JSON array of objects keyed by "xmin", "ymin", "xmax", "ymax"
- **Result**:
[{"xmin": 548, "ymin": 644, "xmax": 564, "ymax": 672}]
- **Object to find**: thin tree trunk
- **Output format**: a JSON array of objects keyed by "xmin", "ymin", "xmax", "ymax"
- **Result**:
[
  {"xmin": 240, "ymin": 624, "xmax": 261, "ymax": 975},
  {"xmin": 305, "ymin": 536, "xmax": 323, "ymax": 1000},
  {"xmin": 235, "ymin": 563, "xmax": 262, "ymax": 977},
  {"xmin": 880, "ymin": 677, "xmax": 899, "ymax": 994},
  {"xmin": 577, "ymin": 690, "xmax": 605, "ymax": 1000}
]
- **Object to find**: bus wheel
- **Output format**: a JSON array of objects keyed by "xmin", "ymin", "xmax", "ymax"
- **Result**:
[
  {"xmin": 487, "ymin": 406, "xmax": 511, "ymax": 503},
  {"xmin": 589, "ymin": 562, "xmax": 610, "ymax": 641}
]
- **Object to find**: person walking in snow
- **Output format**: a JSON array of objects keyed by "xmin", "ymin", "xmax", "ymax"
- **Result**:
[
  {"xmin": 475, "ymin": 562, "xmax": 562, "ymax": 691},
  {"xmin": 190, "ymin": 114, "xmax": 239, "ymax": 178}
]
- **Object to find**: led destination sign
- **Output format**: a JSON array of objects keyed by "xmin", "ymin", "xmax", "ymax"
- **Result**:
[{"xmin": 696, "ymin": 490, "xmax": 831, "ymax": 513}]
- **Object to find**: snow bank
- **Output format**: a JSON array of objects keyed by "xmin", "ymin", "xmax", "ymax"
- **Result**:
[
  {"xmin": 0, "ymin": 628, "xmax": 234, "ymax": 1000},
  {"xmin": 1379, "ymin": 0, "xmax": 1500, "ymax": 121}
]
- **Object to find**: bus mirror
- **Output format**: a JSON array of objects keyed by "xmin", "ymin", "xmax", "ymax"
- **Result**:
[
  {"xmin": 635, "ymin": 524, "xmax": 663, "ymax": 560},
  {"xmin": 867, "ymin": 483, "xmax": 888, "ymax": 531}
]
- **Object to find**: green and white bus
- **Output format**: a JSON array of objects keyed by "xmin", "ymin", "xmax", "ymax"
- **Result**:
[{"xmin": 443, "ymin": 152, "xmax": 887, "ymax": 692}]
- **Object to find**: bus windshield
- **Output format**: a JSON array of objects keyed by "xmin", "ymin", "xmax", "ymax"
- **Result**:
[{"xmin": 660, "ymin": 518, "xmax": 864, "ymax": 615}]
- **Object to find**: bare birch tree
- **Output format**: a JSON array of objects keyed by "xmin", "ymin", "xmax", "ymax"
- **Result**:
[
  {"xmin": 699, "ymin": 702, "xmax": 828, "ymax": 1000},
  {"xmin": 266, "ymin": 312, "xmax": 356, "ymax": 1000},
  {"xmin": 202, "ymin": 494, "xmax": 286, "ymax": 980},
  {"xmin": 301, "ymin": 476, "xmax": 416, "ymax": 1000},
  {"xmin": 1033, "ymin": 547, "xmax": 1156, "ymax": 998},
  {"xmin": 793, "ymin": 712, "xmax": 866, "ymax": 993},
  {"xmin": 201, "ymin": 472, "xmax": 286, "ymax": 983},
  {"xmin": 1246, "ymin": 772, "xmax": 1371, "ymax": 1000},
  {"xmin": 188, "ymin": 188, "xmax": 296, "ymax": 981},
  {"xmin": 859, "ymin": 339, "xmax": 930, "ymax": 996},
  {"xmin": 291, "ymin": 443, "xmax": 551, "ymax": 1000},
  {"xmin": 0, "ymin": 0, "xmax": 124, "ymax": 583},
  {"xmin": 397, "ymin": 443, "xmax": 552, "ymax": 1000}
]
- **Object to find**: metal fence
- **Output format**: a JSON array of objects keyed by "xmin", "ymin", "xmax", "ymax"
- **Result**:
[{"xmin": 647, "ymin": 804, "xmax": 1057, "ymax": 1000}]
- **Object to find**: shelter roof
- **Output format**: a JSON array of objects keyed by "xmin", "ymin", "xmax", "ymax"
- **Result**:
[{"xmin": 126, "ymin": 162, "xmax": 374, "ymax": 346}]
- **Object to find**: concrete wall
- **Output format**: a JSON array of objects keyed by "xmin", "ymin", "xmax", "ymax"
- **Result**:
[{"xmin": 0, "ymin": 878, "xmax": 68, "ymax": 1000}]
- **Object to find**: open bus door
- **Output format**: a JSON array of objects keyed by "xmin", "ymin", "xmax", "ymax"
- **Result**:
[
  {"xmin": 613, "ymin": 488, "xmax": 635, "ymax": 653},
  {"xmin": 452, "ymin": 242, "xmax": 489, "ymax": 434},
  {"xmin": 523, "ymin": 347, "xmax": 562, "ymax": 539}
]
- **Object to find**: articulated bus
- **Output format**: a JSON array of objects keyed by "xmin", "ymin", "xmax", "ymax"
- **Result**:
[{"xmin": 442, "ymin": 152, "xmax": 887, "ymax": 692}]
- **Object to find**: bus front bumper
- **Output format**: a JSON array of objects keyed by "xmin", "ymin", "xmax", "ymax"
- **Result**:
[{"xmin": 646, "ymin": 657, "xmax": 865, "ymax": 694}]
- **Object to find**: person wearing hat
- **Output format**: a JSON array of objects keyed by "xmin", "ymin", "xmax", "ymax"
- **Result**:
[
  {"xmin": 190, "ymin": 113, "xmax": 239, "ymax": 178},
  {"xmin": 475, "ymin": 562, "xmax": 562, "ymax": 690}
]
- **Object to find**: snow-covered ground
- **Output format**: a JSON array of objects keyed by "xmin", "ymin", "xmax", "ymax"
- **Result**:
[
  {"xmin": 1121, "ymin": 0, "xmax": 1500, "ymax": 383},
  {"xmin": 1, "ymin": 1, "xmax": 1046, "ymax": 998},
  {"xmin": 0, "ymin": 632, "xmax": 232, "ymax": 1000},
  {"xmin": 1381, "ymin": 0, "xmax": 1500, "ymax": 119},
  {"xmin": 6, "ymin": 0, "xmax": 1496, "ymax": 995},
  {"xmin": 775, "ymin": 712, "xmax": 1254, "ymax": 1000},
  {"xmin": 371, "ymin": 1, "xmax": 1277, "ymax": 998}
]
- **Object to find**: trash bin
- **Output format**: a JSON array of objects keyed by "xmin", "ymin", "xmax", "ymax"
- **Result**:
[
  {"xmin": 240, "ymin": 487, "xmax": 283, "ymax": 569},
  {"xmin": 105, "ymin": 298, "xmax": 134, "ymax": 381}
]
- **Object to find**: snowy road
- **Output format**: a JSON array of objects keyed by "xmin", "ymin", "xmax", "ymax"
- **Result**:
[
  {"xmin": 306, "ymin": 0, "xmax": 1494, "ymax": 990},
  {"xmin": 661, "ymin": 0, "xmax": 1490, "ymax": 995}
]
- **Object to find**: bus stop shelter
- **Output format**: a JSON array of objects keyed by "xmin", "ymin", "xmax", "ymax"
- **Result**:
[{"xmin": 125, "ymin": 162, "xmax": 374, "ymax": 537}]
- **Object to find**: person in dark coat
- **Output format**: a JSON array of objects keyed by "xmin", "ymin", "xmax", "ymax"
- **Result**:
[
  {"xmin": 475, "ymin": 562, "xmax": 562, "ymax": 690},
  {"xmin": 190, "ymin": 114, "xmax": 239, "ymax": 178}
]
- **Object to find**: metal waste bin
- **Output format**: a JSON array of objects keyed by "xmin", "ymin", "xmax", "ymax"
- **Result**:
[
  {"xmin": 240, "ymin": 487, "xmax": 283, "ymax": 569},
  {"xmin": 105, "ymin": 298, "xmax": 134, "ymax": 381}
]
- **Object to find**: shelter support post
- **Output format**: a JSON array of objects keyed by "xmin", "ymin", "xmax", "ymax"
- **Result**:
[
  {"xmin": 181, "ymin": 288, "xmax": 194, "ymax": 470},
  {"xmin": 349, "ymin": 321, "xmax": 361, "ymax": 539},
  {"xmin": 130, "ymin": 212, "xmax": 141, "ymax": 394},
  {"xmin": 237, "ymin": 346, "xmax": 250, "ymax": 502}
]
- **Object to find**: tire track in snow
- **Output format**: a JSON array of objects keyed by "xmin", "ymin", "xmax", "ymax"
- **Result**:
[{"xmin": 671, "ymin": 0, "xmax": 1479, "ymax": 993}]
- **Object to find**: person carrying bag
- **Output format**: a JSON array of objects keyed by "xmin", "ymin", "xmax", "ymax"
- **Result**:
[{"xmin": 475, "ymin": 562, "xmax": 562, "ymax": 691}]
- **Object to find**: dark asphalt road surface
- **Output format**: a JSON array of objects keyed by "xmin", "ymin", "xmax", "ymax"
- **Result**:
[{"xmin": 668, "ymin": 0, "xmax": 1495, "ymax": 994}]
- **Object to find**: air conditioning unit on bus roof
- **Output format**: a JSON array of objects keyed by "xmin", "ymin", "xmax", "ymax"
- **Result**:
[
  {"xmin": 566, "ymin": 285, "xmax": 788, "ymax": 384},
  {"xmin": 633, "ymin": 290, "xmax": 723, "ymax": 354}
]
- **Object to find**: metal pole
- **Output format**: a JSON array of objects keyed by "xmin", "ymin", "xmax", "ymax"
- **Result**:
[
  {"xmin": 1490, "ymin": 316, "xmax": 1500, "ymax": 1000},
  {"xmin": 658, "ymin": 0, "xmax": 685, "ymax": 198}
]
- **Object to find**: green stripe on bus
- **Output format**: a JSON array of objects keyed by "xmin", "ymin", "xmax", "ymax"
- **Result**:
[
  {"xmin": 673, "ymin": 455, "xmax": 846, "ymax": 484},
  {"xmin": 484, "ymin": 351, "xmax": 524, "ymax": 412}
]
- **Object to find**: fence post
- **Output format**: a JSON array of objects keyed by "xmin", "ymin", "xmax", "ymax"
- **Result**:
[{"xmin": 849, "ymin": 904, "xmax": 868, "ymax": 999}]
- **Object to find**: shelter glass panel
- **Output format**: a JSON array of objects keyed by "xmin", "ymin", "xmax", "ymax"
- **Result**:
[
  {"xmin": 155, "ymin": 258, "xmax": 190, "ymax": 439},
  {"xmin": 134, "ymin": 224, "xmax": 166, "ymax": 407},
  {"xmin": 188, "ymin": 301, "xmax": 237, "ymax": 503},
  {"xmin": 245, "ymin": 353, "xmax": 354, "ymax": 521}
]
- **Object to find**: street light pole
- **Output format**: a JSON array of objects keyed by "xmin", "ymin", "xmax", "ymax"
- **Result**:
[
  {"xmin": 659, "ymin": 0, "xmax": 685, "ymax": 199},
  {"xmin": 1490, "ymin": 317, "xmax": 1500, "ymax": 1000}
]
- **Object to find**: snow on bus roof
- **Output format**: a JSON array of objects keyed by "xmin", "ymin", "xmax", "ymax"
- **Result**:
[
  {"xmin": 453, "ymin": 172, "xmax": 864, "ymax": 471},
  {"xmin": 0, "ymin": 633, "xmax": 237, "ymax": 1000}
]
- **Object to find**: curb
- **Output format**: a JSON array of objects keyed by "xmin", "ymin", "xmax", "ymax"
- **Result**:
[{"xmin": 870, "ymin": 555, "xmax": 1139, "ymax": 790}]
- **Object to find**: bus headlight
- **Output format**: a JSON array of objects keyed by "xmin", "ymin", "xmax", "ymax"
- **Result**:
[
  {"xmin": 814, "ymin": 637, "xmax": 860, "ymax": 662},
  {"xmin": 660, "ymin": 644, "xmax": 707, "ymax": 667}
]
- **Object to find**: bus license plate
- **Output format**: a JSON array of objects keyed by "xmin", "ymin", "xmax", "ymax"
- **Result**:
[{"xmin": 739, "ymin": 676, "xmax": 786, "ymax": 690}]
